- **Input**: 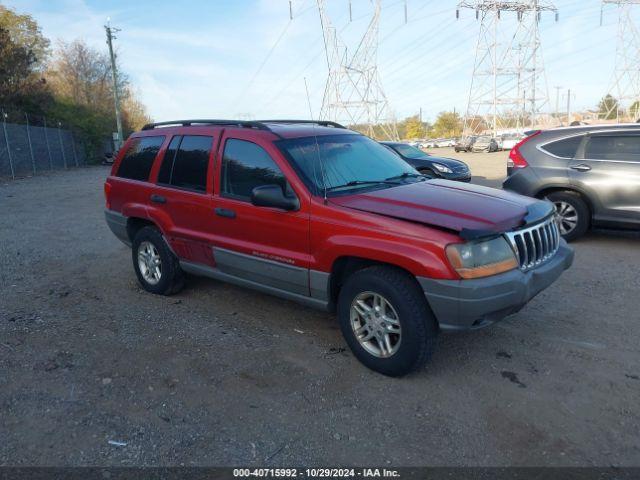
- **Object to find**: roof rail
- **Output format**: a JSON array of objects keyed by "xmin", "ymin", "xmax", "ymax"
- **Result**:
[
  {"xmin": 258, "ymin": 119, "xmax": 347, "ymax": 129},
  {"xmin": 141, "ymin": 119, "xmax": 270, "ymax": 131}
]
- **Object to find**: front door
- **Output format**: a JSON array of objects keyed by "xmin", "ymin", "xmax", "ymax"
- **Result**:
[
  {"xmin": 571, "ymin": 131, "xmax": 640, "ymax": 227},
  {"xmin": 210, "ymin": 132, "xmax": 311, "ymax": 296}
]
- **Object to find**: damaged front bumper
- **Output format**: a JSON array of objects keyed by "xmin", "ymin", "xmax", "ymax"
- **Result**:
[{"xmin": 418, "ymin": 241, "xmax": 574, "ymax": 331}]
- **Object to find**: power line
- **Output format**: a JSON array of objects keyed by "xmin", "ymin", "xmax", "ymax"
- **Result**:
[
  {"xmin": 601, "ymin": 0, "xmax": 640, "ymax": 121},
  {"xmin": 458, "ymin": 0, "xmax": 558, "ymax": 135},
  {"xmin": 317, "ymin": 0, "xmax": 398, "ymax": 139}
]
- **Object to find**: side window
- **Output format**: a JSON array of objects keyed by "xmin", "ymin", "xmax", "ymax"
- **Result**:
[
  {"xmin": 221, "ymin": 139, "xmax": 288, "ymax": 200},
  {"xmin": 540, "ymin": 135, "xmax": 583, "ymax": 159},
  {"xmin": 157, "ymin": 135, "xmax": 213, "ymax": 192},
  {"xmin": 157, "ymin": 136, "xmax": 181, "ymax": 185},
  {"xmin": 585, "ymin": 135, "xmax": 640, "ymax": 162},
  {"xmin": 117, "ymin": 136, "xmax": 165, "ymax": 181}
]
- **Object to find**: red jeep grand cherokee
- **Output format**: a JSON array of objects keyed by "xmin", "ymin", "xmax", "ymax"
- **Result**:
[{"xmin": 104, "ymin": 120, "xmax": 573, "ymax": 376}]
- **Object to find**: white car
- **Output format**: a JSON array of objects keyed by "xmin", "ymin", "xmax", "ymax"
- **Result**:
[
  {"xmin": 436, "ymin": 138, "xmax": 456, "ymax": 148},
  {"xmin": 421, "ymin": 139, "xmax": 438, "ymax": 148},
  {"xmin": 500, "ymin": 134, "xmax": 523, "ymax": 151}
]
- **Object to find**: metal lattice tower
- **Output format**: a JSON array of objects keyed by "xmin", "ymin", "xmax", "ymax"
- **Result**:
[
  {"xmin": 317, "ymin": 0, "xmax": 398, "ymax": 139},
  {"xmin": 458, "ymin": 1, "xmax": 557, "ymax": 136},
  {"xmin": 602, "ymin": 0, "xmax": 640, "ymax": 122}
]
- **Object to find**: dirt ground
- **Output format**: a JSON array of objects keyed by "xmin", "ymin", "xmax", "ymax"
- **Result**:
[{"xmin": 1, "ymin": 150, "xmax": 639, "ymax": 467}]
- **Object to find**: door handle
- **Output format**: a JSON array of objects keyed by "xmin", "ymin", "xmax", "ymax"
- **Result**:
[
  {"xmin": 570, "ymin": 164, "xmax": 591, "ymax": 172},
  {"xmin": 215, "ymin": 207, "xmax": 236, "ymax": 219},
  {"xmin": 150, "ymin": 194, "xmax": 166, "ymax": 204}
]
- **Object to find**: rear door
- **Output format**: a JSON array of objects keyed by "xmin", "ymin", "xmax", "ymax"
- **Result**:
[
  {"xmin": 151, "ymin": 134, "xmax": 216, "ymax": 265},
  {"xmin": 535, "ymin": 133, "xmax": 585, "ymax": 189},
  {"xmin": 570, "ymin": 131, "xmax": 640, "ymax": 226},
  {"xmin": 211, "ymin": 132, "xmax": 311, "ymax": 296}
]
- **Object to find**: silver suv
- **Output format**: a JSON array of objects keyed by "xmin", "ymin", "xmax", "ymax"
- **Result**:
[{"xmin": 503, "ymin": 124, "xmax": 640, "ymax": 241}]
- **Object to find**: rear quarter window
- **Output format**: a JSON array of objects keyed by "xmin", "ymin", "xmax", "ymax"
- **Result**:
[
  {"xmin": 116, "ymin": 136, "xmax": 165, "ymax": 181},
  {"xmin": 540, "ymin": 135, "xmax": 583, "ymax": 158}
]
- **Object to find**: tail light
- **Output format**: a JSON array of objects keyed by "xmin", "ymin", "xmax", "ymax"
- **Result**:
[
  {"xmin": 508, "ymin": 130, "xmax": 541, "ymax": 171},
  {"xmin": 104, "ymin": 181, "xmax": 112, "ymax": 210}
]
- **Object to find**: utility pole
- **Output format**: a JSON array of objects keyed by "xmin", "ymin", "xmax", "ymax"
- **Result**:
[
  {"xmin": 105, "ymin": 20, "xmax": 124, "ymax": 149},
  {"xmin": 566, "ymin": 88, "xmax": 571, "ymax": 125},
  {"xmin": 554, "ymin": 86, "xmax": 562, "ymax": 125}
]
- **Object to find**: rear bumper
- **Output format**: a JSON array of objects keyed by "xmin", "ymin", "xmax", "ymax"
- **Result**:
[
  {"xmin": 418, "ymin": 242, "xmax": 574, "ymax": 331},
  {"xmin": 105, "ymin": 210, "xmax": 131, "ymax": 246}
]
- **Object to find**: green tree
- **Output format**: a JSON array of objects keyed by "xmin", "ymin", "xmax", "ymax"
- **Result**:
[
  {"xmin": 598, "ymin": 94, "xmax": 619, "ymax": 120},
  {"xmin": 404, "ymin": 115, "xmax": 425, "ymax": 139},
  {"xmin": 0, "ymin": 25, "xmax": 51, "ymax": 112},
  {"xmin": 0, "ymin": 6, "xmax": 50, "ymax": 69},
  {"xmin": 431, "ymin": 111, "xmax": 462, "ymax": 137}
]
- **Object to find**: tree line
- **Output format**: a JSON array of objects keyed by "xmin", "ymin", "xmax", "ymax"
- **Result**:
[{"xmin": 0, "ymin": 5, "xmax": 150, "ymax": 161}]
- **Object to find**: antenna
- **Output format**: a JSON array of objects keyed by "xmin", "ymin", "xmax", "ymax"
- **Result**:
[
  {"xmin": 304, "ymin": 77, "xmax": 314, "ymax": 119},
  {"xmin": 458, "ymin": 0, "xmax": 557, "ymax": 136}
]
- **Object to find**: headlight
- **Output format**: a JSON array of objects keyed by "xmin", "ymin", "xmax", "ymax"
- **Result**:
[
  {"xmin": 432, "ymin": 163, "xmax": 453, "ymax": 174},
  {"xmin": 446, "ymin": 236, "xmax": 518, "ymax": 279}
]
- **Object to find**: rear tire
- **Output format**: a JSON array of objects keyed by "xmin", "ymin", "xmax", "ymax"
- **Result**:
[
  {"xmin": 132, "ymin": 226, "xmax": 185, "ymax": 295},
  {"xmin": 547, "ymin": 191, "xmax": 590, "ymax": 242},
  {"xmin": 337, "ymin": 266, "xmax": 437, "ymax": 377}
]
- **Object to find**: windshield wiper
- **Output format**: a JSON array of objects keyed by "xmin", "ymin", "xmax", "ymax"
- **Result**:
[
  {"xmin": 326, "ymin": 179, "xmax": 400, "ymax": 192},
  {"xmin": 384, "ymin": 172, "xmax": 427, "ymax": 182}
]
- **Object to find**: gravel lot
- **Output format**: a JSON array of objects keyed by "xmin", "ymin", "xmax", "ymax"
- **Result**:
[{"xmin": 1, "ymin": 150, "xmax": 639, "ymax": 467}]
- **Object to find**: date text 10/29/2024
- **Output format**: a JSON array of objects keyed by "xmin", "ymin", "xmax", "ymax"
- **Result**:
[{"xmin": 233, "ymin": 468, "xmax": 401, "ymax": 478}]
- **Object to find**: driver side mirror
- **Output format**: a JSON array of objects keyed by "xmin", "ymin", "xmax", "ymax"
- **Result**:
[{"xmin": 251, "ymin": 184, "xmax": 299, "ymax": 211}]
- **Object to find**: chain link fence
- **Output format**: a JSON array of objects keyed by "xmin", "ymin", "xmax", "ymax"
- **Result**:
[{"xmin": 0, "ymin": 108, "xmax": 92, "ymax": 180}]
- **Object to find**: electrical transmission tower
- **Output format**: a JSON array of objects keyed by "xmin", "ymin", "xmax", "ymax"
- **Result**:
[
  {"xmin": 601, "ymin": 0, "xmax": 640, "ymax": 122},
  {"xmin": 458, "ymin": 1, "xmax": 557, "ymax": 136},
  {"xmin": 317, "ymin": 0, "xmax": 398, "ymax": 139}
]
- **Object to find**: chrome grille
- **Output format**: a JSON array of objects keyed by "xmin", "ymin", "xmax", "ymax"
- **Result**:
[{"xmin": 504, "ymin": 215, "xmax": 560, "ymax": 271}]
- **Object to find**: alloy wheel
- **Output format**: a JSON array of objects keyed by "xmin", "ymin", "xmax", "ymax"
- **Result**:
[
  {"xmin": 554, "ymin": 201, "xmax": 579, "ymax": 235},
  {"xmin": 350, "ymin": 291, "xmax": 402, "ymax": 358},
  {"xmin": 137, "ymin": 241, "xmax": 162, "ymax": 285}
]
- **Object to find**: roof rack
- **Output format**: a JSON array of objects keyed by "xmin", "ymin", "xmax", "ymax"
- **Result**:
[
  {"xmin": 140, "ymin": 119, "xmax": 348, "ymax": 132},
  {"xmin": 141, "ymin": 119, "xmax": 271, "ymax": 131},
  {"xmin": 258, "ymin": 120, "xmax": 347, "ymax": 129}
]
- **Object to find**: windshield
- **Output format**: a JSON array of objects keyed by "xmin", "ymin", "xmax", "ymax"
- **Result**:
[
  {"xmin": 388, "ymin": 143, "xmax": 430, "ymax": 160},
  {"xmin": 277, "ymin": 134, "xmax": 420, "ymax": 195}
]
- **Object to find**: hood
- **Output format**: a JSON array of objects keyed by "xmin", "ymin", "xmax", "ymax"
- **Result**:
[{"xmin": 330, "ymin": 179, "xmax": 549, "ymax": 236}]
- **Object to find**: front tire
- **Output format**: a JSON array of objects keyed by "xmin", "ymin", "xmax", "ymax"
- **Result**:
[
  {"xmin": 547, "ymin": 191, "xmax": 590, "ymax": 242},
  {"xmin": 132, "ymin": 226, "xmax": 185, "ymax": 295},
  {"xmin": 337, "ymin": 266, "xmax": 437, "ymax": 377}
]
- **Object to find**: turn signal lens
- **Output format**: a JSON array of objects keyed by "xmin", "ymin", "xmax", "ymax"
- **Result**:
[{"xmin": 446, "ymin": 237, "xmax": 518, "ymax": 279}]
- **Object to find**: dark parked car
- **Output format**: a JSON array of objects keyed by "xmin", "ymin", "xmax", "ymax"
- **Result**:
[
  {"xmin": 454, "ymin": 136, "xmax": 476, "ymax": 152},
  {"xmin": 473, "ymin": 135, "xmax": 499, "ymax": 153},
  {"xmin": 503, "ymin": 124, "xmax": 640, "ymax": 241},
  {"xmin": 381, "ymin": 142, "xmax": 471, "ymax": 182}
]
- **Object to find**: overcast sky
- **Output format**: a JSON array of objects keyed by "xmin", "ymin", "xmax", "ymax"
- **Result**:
[{"xmin": 6, "ymin": 0, "xmax": 634, "ymax": 123}]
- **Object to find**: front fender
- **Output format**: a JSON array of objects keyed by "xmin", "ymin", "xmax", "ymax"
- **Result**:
[{"xmin": 316, "ymin": 234, "xmax": 457, "ymax": 280}]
